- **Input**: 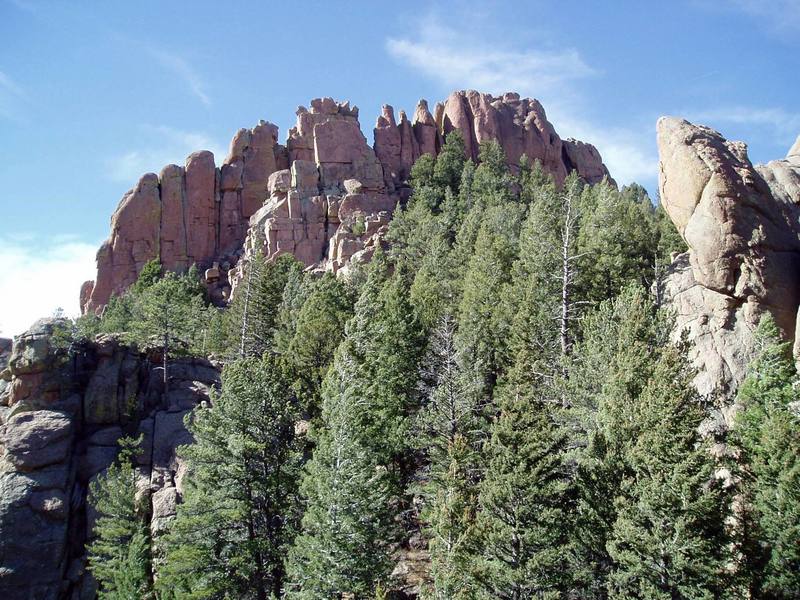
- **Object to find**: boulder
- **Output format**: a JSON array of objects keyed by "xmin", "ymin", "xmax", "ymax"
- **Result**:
[
  {"xmin": 658, "ymin": 116, "xmax": 800, "ymax": 398},
  {"xmin": 3, "ymin": 410, "xmax": 73, "ymax": 470}
]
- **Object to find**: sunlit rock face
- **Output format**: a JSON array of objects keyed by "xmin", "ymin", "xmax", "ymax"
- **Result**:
[
  {"xmin": 82, "ymin": 90, "xmax": 613, "ymax": 314},
  {"xmin": 658, "ymin": 117, "xmax": 800, "ymax": 401}
]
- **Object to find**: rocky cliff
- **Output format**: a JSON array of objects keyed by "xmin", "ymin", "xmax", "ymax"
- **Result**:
[
  {"xmin": 0, "ymin": 320, "xmax": 220, "ymax": 599},
  {"xmin": 658, "ymin": 118, "xmax": 800, "ymax": 402},
  {"xmin": 82, "ymin": 90, "xmax": 612, "ymax": 313}
]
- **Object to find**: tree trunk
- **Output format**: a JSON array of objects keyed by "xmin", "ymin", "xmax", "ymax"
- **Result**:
[
  {"xmin": 240, "ymin": 257, "xmax": 254, "ymax": 358},
  {"xmin": 162, "ymin": 333, "xmax": 169, "ymax": 400}
]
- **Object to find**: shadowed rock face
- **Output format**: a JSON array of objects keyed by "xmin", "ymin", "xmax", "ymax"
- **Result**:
[
  {"xmin": 0, "ymin": 319, "xmax": 220, "ymax": 599},
  {"xmin": 658, "ymin": 117, "xmax": 800, "ymax": 400},
  {"xmin": 82, "ymin": 90, "xmax": 612, "ymax": 315}
]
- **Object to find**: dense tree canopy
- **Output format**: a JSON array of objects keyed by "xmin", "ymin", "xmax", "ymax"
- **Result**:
[{"xmin": 81, "ymin": 133, "xmax": 798, "ymax": 600}]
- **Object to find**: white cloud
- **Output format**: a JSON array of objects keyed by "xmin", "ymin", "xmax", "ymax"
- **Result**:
[
  {"xmin": 724, "ymin": 0, "xmax": 800, "ymax": 35},
  {"xmin": 551, "ymin": 113, "xmax": 658, "ymax": 186},
  {"xmin": 385, "ymin": 19, "xmax": 657, "ymax": 186},
  {"xmin": 0, "ymin": 69, "xmax": 26, "ymax": 120},
  {"xmin": 386, "ymin": 21, "xmax": 595, "ymax": 96},
  {"xmin": 0, "ymin": 70, "xmax": 25, "ymax": 98},
  {"xmin": 0, "ymin": 235, "xmax": 99, "ymax": 337},
  {"xmin": 683, "ymin": 106, "xmax": 800, "ymax": 145},
  {"xmin": 106, "ymin": 124, "xmax": 226, "ymax": 183},
  {"xmin": 147, "ymin": 46, "xmax": 211, "ymax": 107}
]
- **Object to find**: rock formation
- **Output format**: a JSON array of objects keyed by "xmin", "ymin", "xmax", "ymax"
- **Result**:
[
  {"xmin": 240, "ymin": 98, "xmax": 395, "ymax": 285},
  {"xmin": 0, "ymin": 320, "xmax": 220, "ymax": 599},
  {"xmin": 658, "ymin": 117, "xmax": 800, "ymax": 401},
  {"xmin": 82, "ymin": 91, "xmax": 612, "ymax": 314},
  {"xmin": 83, "ymin": 122, "xmax": 285, "ymax": 314}
]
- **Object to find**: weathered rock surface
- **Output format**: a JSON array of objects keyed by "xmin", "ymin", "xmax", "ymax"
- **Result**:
[
  {"xmin": 83, "ymin": 91, "xmax": 612, "ymax": 314},
  {"xmin": 237, "ymin": 97, "xmax": 394, "ymax": 285},
  {"xmin": 658, "ymin": 117, "xmax": 800, "ymax": 400},
  {"xmin": 0, "ymin": 320, "xmax": 220, "ymax": 599},
  {"xmin": 82, "ymin": 124, "xmax": 286, "ymax": 314}
]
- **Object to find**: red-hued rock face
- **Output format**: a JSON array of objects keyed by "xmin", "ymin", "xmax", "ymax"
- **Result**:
[
  {"xmin": 83, "ymin": 124, "xmax": 281, "ymax": 314},
  {"xmin": 83, "ymin": 90, "xmax": 613, "ymax": 313},
  {"xmin": 374, "ymin": 90, "xmax": 612, "ymax": 190}
]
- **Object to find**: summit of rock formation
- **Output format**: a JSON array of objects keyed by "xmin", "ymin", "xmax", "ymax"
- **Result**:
[
  {"xmin": 81, "ymin": 90, "xmax": 613, "ymax": 314},
  {"xmin": 658, "ymin": 117, "xmax": 800, "ymax": 400}
]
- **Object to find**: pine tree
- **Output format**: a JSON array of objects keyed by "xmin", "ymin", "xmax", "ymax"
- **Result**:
[
  {"xmin": 567, "ymin": 287, "xmax": 672, "ymax": 597},
  {"xmin": 228, "ymin": 252, "xmax": 303, "ymax": 359},
  {"xmin": 471, "ymin": 141, "xmax": 513, "ymax": 206},
  {"xmin": 415, "ymin": 316, "xmax": 483, "ymax": 599},
  {"xmin": 410, "ymin": 236, "xmax": 461, "ymax": 333},
  {"xmin": 606, "ymin": 342, "xmax": 731, "ymax": 599},
  {"xmin": 475, "ymin": 391, "xmax": 573, "ymax": 600},
  {"xmin": 158, "ymin": 356, "xmax": 302, "ymax": 599},
  {"xmin": 283, "ymin": 273, "xmax": 353, "ymax": 417},
  {"xmin": 433, "ymin": 130, "xmax": 467, "ymax": 195},
  {"xmin": 505, "ymin": 166, "xmax": 563, "ymax": 369},
  {"xmin": 474, "ymin": 205, "xmax": 575, "ymax": 599},
  {"xmin": 131, "ymin": 258, "xmax": 163, "ymax": 294},
  {"xmin": 126, "ymin": 270, "xmax": 206, "ymax": 395},
  {"xmin": 359, "ymin": 267, "xmax": 423, "ymax": 478},
  {"xmin": 576, "ymin": 181, "xmax": 659, "ymax": 305},
  {"xmin": 731, "ymin": 316, "xmax": 800, "ymax": 598},
  {"xmin": 87, "ymin": 436, "xmax": 153, "ymax": 600},
  {"xmin": 456, "ymin": 203, "xmax": 523, "ymax": 396},
  {"xmin": 285, "ymin": 347, "xmax": 395, "ymax": 599}
]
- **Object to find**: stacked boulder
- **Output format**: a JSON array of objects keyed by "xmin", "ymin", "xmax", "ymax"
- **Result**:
[
  {"xmin": 242, "ymin": 98, "xmax": 395, "ymax": 278},
  {"xmin": 83, "ymin": 122, "xmax": 286, "ymax": 314}
]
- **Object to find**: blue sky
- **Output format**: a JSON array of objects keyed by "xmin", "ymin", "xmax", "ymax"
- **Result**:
[{"xmin": 1, "ymin": 0, "xmax": 798, "ymax": 334}]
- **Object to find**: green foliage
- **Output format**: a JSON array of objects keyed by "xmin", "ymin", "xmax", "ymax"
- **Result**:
[
  {"xmin": 409, "ymin": 236, "xmax": 461, "ymax": 333},
  {"xmin": 471, "ymin": 141, "xmax": 513, "ymax": 205},
  {"xmin": 225, "ymin": 252, "xmax": 304, "ymax": 359},
  {"xmin": 456, "ymin": 203, "xmax": 524, "ymax": 394},
  {"xmin": 606, "ymin": 342, "xmax": 731, "ymax": 599},
  {"xmin": 355, "ymin": 265, "xmax": 424, "ymax": 476},
  {"xmin": 568, "ymin": 288, "xmax": 674, "ymax": 594},
  {"xmin": 655, "ymin": 201, "xmax": 686, "ymax": 263},
  {"xmin": 731, "ymin": 316, "xmax": 800, "ymax": 598},
  {"xmin": 286, "ymin": 346, "xmax": 395, "ymax": 598},
  {"xmin": 75, "ymin": 133, "xmax": 770, "ymax": 600},
  {"xmin": 282, "ymin": 274, "xmax": 353, "ymax": 417},
  {"xmin": 158, "ymin": 355, "xmax": 302, "ymax": 599},
  {"xmin": 508, "ymin": 169, "xmax": 579, "ymax": 363},
  {"xmin": 414, "ymin": 317, "xmax": 483, "ymax": 599},
  {"xmin": 410, "ymin": 153, "xmax": 436, "ymax": 190},
  {"xmin": 126, "ymin": 270, "xmax": 206, "ymax": 354},
  {"xmin": 568, "ymin": 288, "xmax": 731, "ymax": 597},
  {"xmin": 476, "ymin": 392, "xmax": 573, "ymax": 599},
  {"xmin": 131, "ymin": 258, "xmax": 163, "ymax": 294},
  {"xmin": 577, "ymin": 181, "xmax": 659, "ymax": 304},
  {"xmin": 87, "ymin": 436, "xmax": 153, "ymax": 600},
  {"xmin": 433, "ymin": 130, "xmax": 467, "ymax": 194}
]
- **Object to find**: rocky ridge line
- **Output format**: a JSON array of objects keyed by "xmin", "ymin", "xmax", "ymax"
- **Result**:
[{"xmin": 82, "ymin": 90, "xmax": 613, "ymax": 314}]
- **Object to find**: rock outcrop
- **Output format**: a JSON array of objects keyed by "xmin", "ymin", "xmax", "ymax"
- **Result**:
[
  {"xmin": 658, "ymin": 117, "xmax": 800, "ymax": 400},
  {"xmin": 83, "ymin": 91, "xmax": 612, "ymax": 314},
  {"xmin": 83, "ymin": 123, "xmax": 285, "ymax": 314},
  {"xmin": 0, "ymin": 320, "xmax": 220, "ymax": 599},
  {"xmin": 241, "ymin": 99, "xmax": 393, "ymax": 282}
]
